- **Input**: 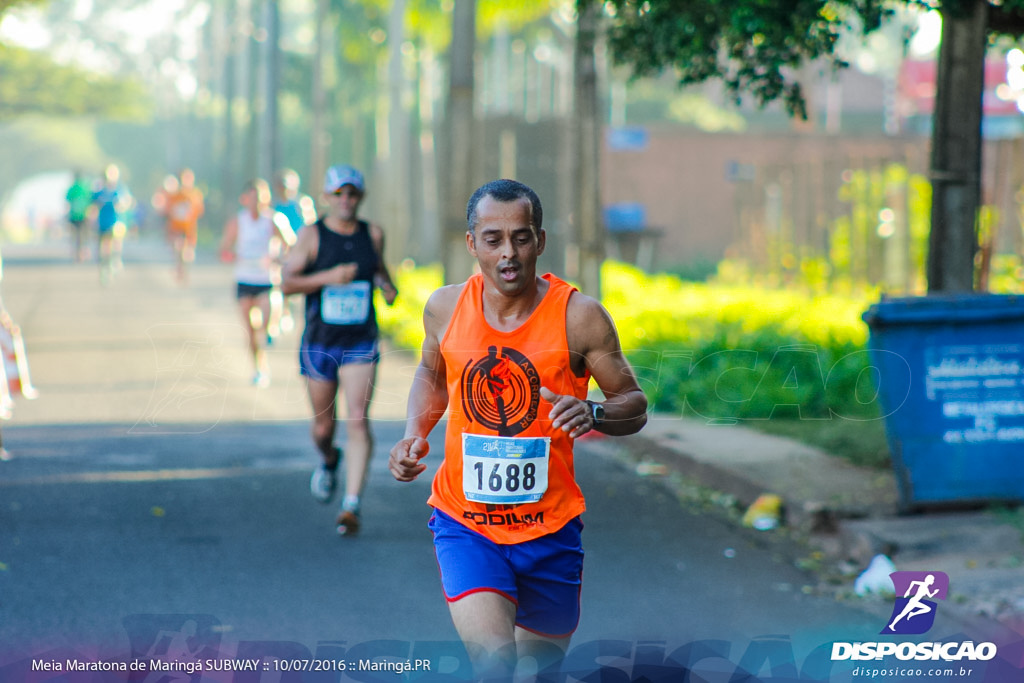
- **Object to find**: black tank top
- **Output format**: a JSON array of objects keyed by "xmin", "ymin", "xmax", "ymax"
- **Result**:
[{"xmin": 302, "ymin": 219, "xmax": 379, "ymax": 346}]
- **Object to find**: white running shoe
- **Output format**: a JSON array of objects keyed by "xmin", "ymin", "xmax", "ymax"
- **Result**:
[{"xmin": 309, "ymin": 448, "xmax": 342, "ymax": 503}]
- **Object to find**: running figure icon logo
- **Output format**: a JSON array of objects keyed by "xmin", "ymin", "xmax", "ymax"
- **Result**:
[
  {"xmin": 882, "ymin": 571, "xmax": 949, "ymax": 635},
  {"xmin": 460, "ymin": 345, "xmax": 541, "ymax": 437}
]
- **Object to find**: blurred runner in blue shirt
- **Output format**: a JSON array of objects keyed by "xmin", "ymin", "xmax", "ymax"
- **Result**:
[
  {"xmin": 91, "ymin": 164, "xmax": 133, "ymax": 283},
  {"xmin": 269, "ymin": 168, "xmax": 315, "ymax": 341}
]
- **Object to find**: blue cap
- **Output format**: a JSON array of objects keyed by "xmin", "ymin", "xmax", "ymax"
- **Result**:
[{"xmin": 323, "ymin": 164, "xmax": 365, "ymax": 193}]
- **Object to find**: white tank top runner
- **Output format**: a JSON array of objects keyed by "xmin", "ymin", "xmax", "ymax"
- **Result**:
[{"xmin": 234, "ymin": 210, "xmax": 277, "ymax": 286}]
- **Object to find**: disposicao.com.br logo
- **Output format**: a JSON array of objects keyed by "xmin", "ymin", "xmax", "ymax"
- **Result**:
[
  {"xmin": 884, "ymin": 570, "xmax": 949, "ymax": 636},
  {"xmin": 831, "ymin": 571, "xmax": 998, "ymax": 663}
]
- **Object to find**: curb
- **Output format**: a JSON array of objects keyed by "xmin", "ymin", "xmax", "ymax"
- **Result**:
[{"xmin": 608, "ymin": 418, "xmax": 900, "ymax": 535}]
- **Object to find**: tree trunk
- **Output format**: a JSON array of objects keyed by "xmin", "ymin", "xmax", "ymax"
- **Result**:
[
  {"xmin": 573, "ymin": 1, "xmax": 604, "ymax": 298},
  {"xmin": 416, "ymin": 42, "xmax": 443, "ymax": 264},
  {"xmin": 220, "ymin": 0, "xmax": 239, "ymax": 226},
  {"xmin": 244, "ymin": 0, "xmax": 262, "ymax": 179},
  {"xmin": 263, "ymin": 0, "xmax": 281, "ymax": 182},
  {"xmin": 384, "ymin": 0, "xmax": 412, "ymax": 260},
  {"xmin": 441, "ymin": 0, "xmax": 479, "ymax": 285},
  {"xmin": 310, "ymin": 0, "xmax": 330, "ymax": 196},
  {"xmin": 927, "ymin": 0, "xmax": 987, "ymax": 293}
]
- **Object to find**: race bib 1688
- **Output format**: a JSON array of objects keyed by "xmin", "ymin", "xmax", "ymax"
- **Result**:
[{"xmin": 462, "ymin": 433, "xmax": 550, "ymax": 504}]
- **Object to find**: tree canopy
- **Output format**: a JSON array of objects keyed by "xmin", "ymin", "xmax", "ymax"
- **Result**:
[
  {"xmin": 601, "ymin": 0, "xmax": 894, "ymax": 119},
  {"xmin": 601, "ymin": 0, "xmax": 1024, "ymax": 118},
  {"xmin": 0, "ymin": 44, "xmax": 148, "ymax": 120},
  {"xmin": 0, "ymin": 0, "xmax": 150, "ymax": 121},
  {"xmin": 0, "ymin": 0, "xmax": 35, "ymax": 14}
]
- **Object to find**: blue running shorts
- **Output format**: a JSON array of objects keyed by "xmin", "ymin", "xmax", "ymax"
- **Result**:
[
  {"xmin": 428, "ymin": 508, "xmax": 584, "ymax": 638},
  {"xmin": 299, "ymin": 339, "xmax": 380, "ymax": 381}
]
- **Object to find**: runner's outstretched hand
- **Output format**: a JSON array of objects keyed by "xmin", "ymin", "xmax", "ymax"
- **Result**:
[{"xmin": 389, "ymin": 436, "xmax": 429, "ymax": 482}]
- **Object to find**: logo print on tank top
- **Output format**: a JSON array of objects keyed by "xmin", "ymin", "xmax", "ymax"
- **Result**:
[{"xmin": 461, "ymin": 345, "xmax": 541, "ymax": 436}]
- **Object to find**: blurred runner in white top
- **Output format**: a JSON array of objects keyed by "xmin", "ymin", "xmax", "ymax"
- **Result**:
[{"xmin": 219, "ymin": 179, "xmax": 296, "ymax": 387}]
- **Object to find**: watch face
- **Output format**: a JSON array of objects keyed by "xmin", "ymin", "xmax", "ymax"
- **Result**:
[{"xmin": 591, "ymin": 401, "xmax": 605, "ymax": 422}]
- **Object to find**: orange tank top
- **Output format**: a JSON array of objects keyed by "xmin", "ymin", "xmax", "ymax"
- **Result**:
[
  {"xmin": 429, "ymin": 273, "xmax": 590, "ymax": 544},
  {"xmin": 167, "ymin": 188, "xmax": 204, "ymax": 233}
]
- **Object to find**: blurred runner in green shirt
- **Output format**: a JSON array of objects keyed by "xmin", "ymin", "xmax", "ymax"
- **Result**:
[{"xmin": 65, "ymin": 170, "xmax": 93, "ymax": 262}]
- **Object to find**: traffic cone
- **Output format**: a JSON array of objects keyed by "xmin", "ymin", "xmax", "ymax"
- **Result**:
[{"xmin": 1, "ymin": 323, "xmax": 38, "ymax": 400}]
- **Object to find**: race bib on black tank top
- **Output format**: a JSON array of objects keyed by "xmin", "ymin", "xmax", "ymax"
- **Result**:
[
  {"xmin": 302, "ymin": 219, "xmax": 380, "ymax": 346},
  {"xmin": 321, "ymin": 281, "xmax": 371, "ymax": 325}
]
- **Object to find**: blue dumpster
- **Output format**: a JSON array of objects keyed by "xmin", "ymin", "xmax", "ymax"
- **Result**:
[{"xmin": 863, "ymin": 294, "xmax": 1024, "ymax": 510}]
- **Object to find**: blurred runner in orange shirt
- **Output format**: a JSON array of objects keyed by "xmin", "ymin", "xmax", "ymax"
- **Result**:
[{"xmin": 165, "ymin": 168, "xmax": 205, "ymax": 284}]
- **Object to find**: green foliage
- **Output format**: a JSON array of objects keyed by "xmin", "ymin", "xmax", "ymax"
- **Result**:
[
  {"xmin": 662, "ymin": 256, "xmax": 720, "ymax": 282},
  {"xmin": 907, "ymin": 173, "xmax": 931, "ymax": 285},
  {"xmin": 392, "ymin": 0, "xmax": 556, "ymax": 54},
  {"xmin": 666, "ymin": 93, "xmax": 748, "ymax": 132},
  {"xmin": 477, "ymin": 0, "xmax": 560, "ymax": 37},
  {"xmin": 601, "ymin": 0, "xmax": 892, "ymax": 117},
  {"xmin": 600, "ymin": 262, "xmax": 879, "ymax": 422},
  {"xmin": 0, "ymin": 0, "xmax": 39, "ymax": 16},
  {"xmin": 333, "ymin": 0, "xmax": 389, "ymax": 73},
  {"xmin": 728, "ymin": 163, "xmax": 947, "ymax": 295},
  {"xmin": 987, "ymin": 254, "xmax": 1024, "ymax": 293},
  {"xmin": 721, "ymin": 157, "xmax": 1024, "ymax": 297},
  {"xmin": 376, "ymin": 261, "xmax": 445, "ymax": 352},
  {"xmin": 0, "ymin": 44, "xmax": 149, "ymax": 120}
]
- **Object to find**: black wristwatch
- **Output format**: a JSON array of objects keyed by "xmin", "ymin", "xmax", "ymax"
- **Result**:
[{"xmin": 586, "ymin": 400, "xmax": 605, "ymax": 426}]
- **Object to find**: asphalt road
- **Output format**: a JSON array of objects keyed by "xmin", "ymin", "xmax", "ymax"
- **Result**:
[{"xmin": 0, "ymin": 237, "xmax": 992, "ymax": 682}]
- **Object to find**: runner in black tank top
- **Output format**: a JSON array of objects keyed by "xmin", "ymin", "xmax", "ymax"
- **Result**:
[
  {"xmin": 280, "ymin": 165, "xmax": 398, "ymax": 537},
  {"xmin": 302, "ymin": 218, "xmax": 380, "ymax": 347}
]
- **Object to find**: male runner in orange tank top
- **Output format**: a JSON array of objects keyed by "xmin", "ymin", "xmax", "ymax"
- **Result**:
[{"xmin": 389, "ymin": 179, "xmax": 648, "ymax": 679}]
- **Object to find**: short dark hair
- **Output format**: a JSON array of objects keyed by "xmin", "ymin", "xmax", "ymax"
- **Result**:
[{"xmin": 466, "ymin": 179, "xmax": 543, "ymax": 234}]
